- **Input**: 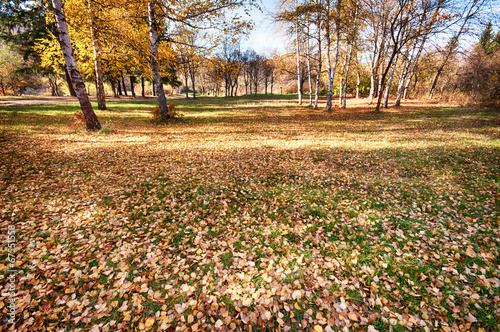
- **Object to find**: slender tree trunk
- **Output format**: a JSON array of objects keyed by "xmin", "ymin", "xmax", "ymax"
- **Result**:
[
  {"xmin": 111, "ymin": 80, "xmax": 117, "ymax": 97},
  {"xmin": 0, "ymin": 79, "xmax": 5, "ymax": 96},
  {"xmin": 395, "ymin": 52, "xmax": 412, "ymax": 106},
  {"xmin": 383, "ymin": 53, "xmax": 399, "ymax": 108},
  {"xmin": 121, "ymin": 76, "xmax": 128, "ymax": 96},
  {"xmin": 148, "ymin": 1, "xmax": 169, "ymax": 118},
  {"xmin": 270, "ymin": 74, "xmax": 274, "ymax": 94},
  {"xmin": 339, "ymin": 78, "xmax": 343, "ymax": 106},
  {"xmin": 356, "ymin": 71, "xmax": 360, "ymax": 99},
  {"xmin": 88, "ymin": 0, "xmax": 106, "ymax": 110},
  {"xmin": 184, "ymin": 69, "xmax": 189, "ymax": 98},
  {"xmin": 375, "ymin": 48, "xmax": 398, "ymax": 112},
  {"xmin": 342, "ymin": 45, "xmax": 353, "ymax": 108},
  {"xmin": 117, "ymin": 80, "xmax": 122, "ymax": 96},
  {"xmin": 314, "ymin": 14, "xmax": 322, "ymax": 109},
  {"xmin": 429, "ymin": 2, "xmax": 476, "ymax": 99},
  {"xmin": 129, "ymin": 76, "xmax": 135, "ymax": 97},
  {"xmin": 325, "ymin": 0, "xmax": 342, "ymax": 112},
  {"xmin": 141, "ymin": 76, "xmax": 145, "ymax": 97},
  {"xmin": 295, "ymin": 0, "xmax": 302, "ymax": 104},
  {"xmin": 307, "ymin": 24, "xmax": 313, "ymax": 106},
  {"xmin": 190, "ymin": 68, "xmax": 196, "ymax": 98},
  {"xmin": 50, "ymin": 0, "xmax": 100, "ymax": 130}
]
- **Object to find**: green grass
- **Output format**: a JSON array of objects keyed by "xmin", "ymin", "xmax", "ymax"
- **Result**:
[{"xmin": 0, "ymin": 95, "xmax": 499, "ymax": 331}]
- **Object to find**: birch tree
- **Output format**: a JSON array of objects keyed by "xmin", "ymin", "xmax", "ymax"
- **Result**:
[{"xmin": 50, "ymin": 0, "xmax": 101, "ymax": 130}]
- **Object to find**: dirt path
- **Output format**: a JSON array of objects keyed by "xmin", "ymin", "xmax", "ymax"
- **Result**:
[{"xmin": 0, "ymin": 95, "xmax": 188, "ymax": 108}]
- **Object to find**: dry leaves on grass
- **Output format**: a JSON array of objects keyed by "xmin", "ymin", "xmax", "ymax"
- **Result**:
[{"xmin": 0, "ymin": 98, "xmax": 499, "ymax": 331}]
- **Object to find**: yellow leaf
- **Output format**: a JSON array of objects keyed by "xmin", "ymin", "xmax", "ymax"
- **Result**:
[
  {"xmin": 294, "ymin": 302, "xmax": 301, "ymax": 310},
  {"xmin": 145, "ymin": 317, "xmax": 155, "ymax": 329},
  {"xmin": 277, "ymin": 318, "xmax": 284, "ymax": 326},
  {"xmin": 314, "ymin": 325, "xmax": 323, "ymax": 332},
  {"xmin": 196, "ymin": 248, "xmax": 202, "ymax": 254},
  {"xmin": 187, "ymin": 315, "xmax": 194, "ymax": 324},
  {"xmin": 124, "ymin": 314, "xmax": 131, "ymax": 321}
]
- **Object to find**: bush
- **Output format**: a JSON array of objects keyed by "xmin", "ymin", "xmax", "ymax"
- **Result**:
[
  {"xmin": 456, "ymin": 46, "xmax": 500, "ymax": 108},
  {"xmin": 150, "ymin": 102, "xmax": 181, "ymax": 122}
]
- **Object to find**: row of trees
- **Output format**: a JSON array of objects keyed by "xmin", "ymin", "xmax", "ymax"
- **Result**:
[
  {"xmin": 0, "ymin": 0, "xmax": 497, "ymax": 130},
  {"xmin": 1, "ymin": 0, "xmax": 255, "ymax": 129},
  {"xmin": 276, "ymin": 0, "xmax": 495, "ymax": 111}
]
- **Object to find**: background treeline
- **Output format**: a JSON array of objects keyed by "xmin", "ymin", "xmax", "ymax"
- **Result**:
[{"xmin": 0, "ymin": 0, "xmax": 499, "ymax": 109}]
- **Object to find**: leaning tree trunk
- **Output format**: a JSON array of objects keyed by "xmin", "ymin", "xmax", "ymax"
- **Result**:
[
  {"xmin": 148, "ymin": 1, "xmax": 169, "ymax": 119},
  {"xmin": 383, "ymin": 53, "xmax": 399, "ymax": 108},
  {"xmin": 64, "ymin": 67, "xmax": 77, "ymax": 97},
  {"xmin": 88, "ymin": 0, "xmax": 106, "ymax": 110},
  {"xmin": 51, "ymin": 0, "xmax": 100, "ymax": 130}
]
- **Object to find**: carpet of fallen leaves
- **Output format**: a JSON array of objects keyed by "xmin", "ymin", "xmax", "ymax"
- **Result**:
[{"xmin": 1, "ymin": 97, "xmax": 499, "ymax": 332}]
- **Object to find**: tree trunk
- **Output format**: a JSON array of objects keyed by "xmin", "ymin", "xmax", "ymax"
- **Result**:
[
  {"xmin": 383, "ymin": 53, "xmax": 399, "ymax": 108},
  {"xmin": 148, "ymin": 1, "xmax": 169, "ymax": 119},
  {"xmin": 64, "ymin": 66, "xmax": 77, "ymax": 97},
  {"xmin": 121, "ymin": 76, "xmax": 128, "ymax": 96},
  {"xmin": 88, "ymin": 0, "xmax": 106, "ymax": 110},
  {"xmin": 356, "ymin": 71, "xmax": 360, "ymax": 99},
  {"xmin": 51, "ymin": 0, "xmax": 100, "ymax": 130},
  {"xmin": 0, "ymin": 79, "xmax": 5, "ymax": 96},
  {"xmin": 117, "ymin": 80, "xmax": 122, "ymax": 96},
  {"xmin": 190, "ymin": 68, "xmax": 196, "ymax": 98},
  {"xmin": 314, "ymin": 14, "xmax": 322, "ymax": 109},
  {"xmin": 429, "ymin": 1, "xmax": 477, "ymax": 99},
  {"xmin": 130, "ymin": 76, "xmax": 136, "ymax": 97},
  {"xmin": 141, "ymin": 76, "xmax": 145, "ymax": 97},
  {"xmin": 111, "ymin": 80, "xmax": 117, "ymax": 97},
  {"xmin": 339, "ymin": 78, "xmax": 342, "ymax": 106},
  {"xmin": 342, "ymin": 45, "xmax": 353, "ymax": 108},
  {"xmin": 395, "ymin": 51, "xmax": 413, "ymax": 106},
  {"xmin": 375, "ymin": 48, "xmax": 399, "ymax": 112},
  {"xmin": 325, "ymin": 0, "xmax": 342, "ymax": 112},
  {"xmin": 295, "ymin": 0, "xmax": 302, "ymax": 104},
  {"xmin": 306, "ymin": 24, "xmax": 313, "ymax": 106},
  {"xmin": 184, "ymin": 69, "xmax": 189, "ymax": 98}
]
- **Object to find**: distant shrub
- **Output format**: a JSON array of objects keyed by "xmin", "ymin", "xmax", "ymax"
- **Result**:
[{"xmin": 151, "ymin": 102, "xmax": 181, "ymax": 122}]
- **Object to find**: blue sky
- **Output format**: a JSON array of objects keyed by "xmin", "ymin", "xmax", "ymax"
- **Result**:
[{"xmin": 240, "ymin": 0, "xmax": 288, "ymax": 55}]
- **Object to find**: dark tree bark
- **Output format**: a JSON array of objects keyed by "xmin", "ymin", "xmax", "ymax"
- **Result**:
[
  {"xmin": 111, "ymin": 80, "xmax": 117, "ymax": 97},
  {"xmin": 130, "ymin": 76, "xmax": 136, "ymax": 97},
  {"xmin": 117, "ymin": 80, "xmax": 122, "ymax": 96},
  {"xmin": 50, "ymin": 0, "xmax": 100, "ymax": 130},
  {"xmin": 141, "ymin": 76, "xmax": 145, "ymax": 97},
  {"xmin": 121, "ymin": 76, "xmax": 128, "ymax": 96},
  {"xmin": 64, "ymin": 67, "xmax": 77, "ymax": 97}
]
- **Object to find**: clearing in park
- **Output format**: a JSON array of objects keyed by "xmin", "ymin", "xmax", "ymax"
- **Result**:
[{"xmin": 0, "ymin": 95, "xmax": 499, "ymax": 331}]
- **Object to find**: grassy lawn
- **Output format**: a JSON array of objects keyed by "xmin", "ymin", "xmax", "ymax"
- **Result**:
[{"xmin": 0, "ymin": 95, "xmax": 499, "ymax": 331}]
